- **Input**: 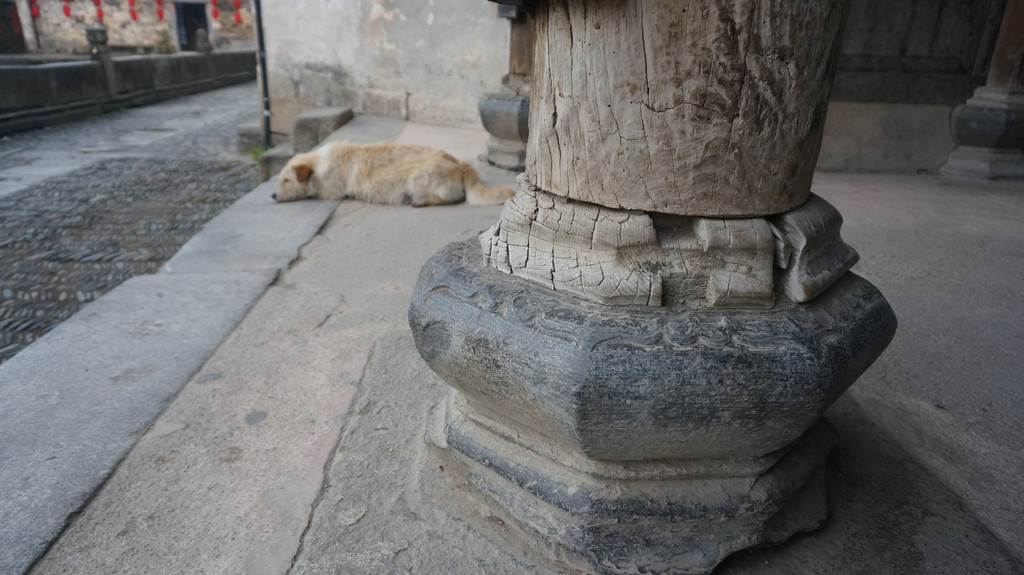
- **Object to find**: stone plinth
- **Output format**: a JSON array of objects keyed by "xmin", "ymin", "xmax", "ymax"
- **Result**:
[
  {"xmin": 433, "ymin": 392, "xmax": 835, "ymax": 575},
  {"xmin": 943, "ymin": 88, "xmax": 1024, "ymax": 179},
  {"xmin": 412, "ymin": 240, "xmax": 895, "ymax": 461},
  {"xmin": 409, "ymin": 239, "xmax": 896, "ymax": 574},
  {"xmin": 479, "ymin": 91, "xmax": 530, "ymax": 170}
]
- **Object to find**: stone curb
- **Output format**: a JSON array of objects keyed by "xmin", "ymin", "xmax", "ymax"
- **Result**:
[{"xmin": 0, "ymin": 179, "xmax": 338, "ymax": 573}]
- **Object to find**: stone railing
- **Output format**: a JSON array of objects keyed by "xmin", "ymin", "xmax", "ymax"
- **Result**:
[{"xmin": 0, "ymin": 50, "xmax": 255, "ymax": 136}]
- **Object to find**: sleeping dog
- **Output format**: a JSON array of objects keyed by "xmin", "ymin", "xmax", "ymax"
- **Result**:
[{"xmin": 273, "ymin": 141, "xmax": 515, "ymax": 207}]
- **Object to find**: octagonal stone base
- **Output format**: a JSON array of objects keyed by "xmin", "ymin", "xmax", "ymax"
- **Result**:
[
  {"xmin": 409, "ymin": 239, "xmax": 896, "ymax": 573},
  {"xmin": 427, "ymin": 391, "xmax": 835, "ymax": 575}
]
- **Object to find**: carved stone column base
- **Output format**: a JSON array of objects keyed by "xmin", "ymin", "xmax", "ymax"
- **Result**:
[
  {"xmin": 409, "ymin": 239, "xmax": 897, "ymax": 574},
  {"xmin": 942, "ymin": 147, "xmax": 1024, "ymax": 180},
  {"xmin": 478, "ymin": 92, "xmax": 529, "ymax": 171},
  {"xmin": 480, "ymin": 136, "xmax": 528, "ymax": 171},
  {"xmin": 942, "ymin": 88, "xmax": 1024, "ymax": 180}
]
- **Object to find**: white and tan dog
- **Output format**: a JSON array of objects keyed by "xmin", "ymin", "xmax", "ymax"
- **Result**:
[{"xmin": 273, "ymin": 141, "xmax": 515, "ymax": 207}]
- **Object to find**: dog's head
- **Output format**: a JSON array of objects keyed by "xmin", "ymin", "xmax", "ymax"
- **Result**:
[{"xmin": 272, "ymin": 159, "xmax": 314, "ymax": 202}]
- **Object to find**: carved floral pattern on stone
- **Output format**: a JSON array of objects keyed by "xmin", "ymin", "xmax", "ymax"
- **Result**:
[
  {"xmin": 433, "ymin": 240, "xmax": 883, "ymax": 357},
  {"xmin": 411, "ymin": 239, "xmax": 897, "ymax": 461}
]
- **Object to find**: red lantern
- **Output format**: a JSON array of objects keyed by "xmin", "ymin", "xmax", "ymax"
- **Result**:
[
  {"xmin": 31, "ymin": 4, "xmax": 40, "ymax": 18},
  {"xmin": 62, "ymin": 4, "xmax": 71, "ymax": 16},
  {"xmin": 234, "ymin": 10, "xmax": 241, "ymax": 23},
  {"xmin": 128, "ymin": 0, "xmax": 135, "ymax": 5},
  {"xmin": 233, "ymin": 0, "xmax": 240, "ymax": 8},
  {"xmin": 211, "ymin": 6, "xmax": 219, "ymax": 18},
  {"xmin": 130, "ymin": 8, "xmax": 137, "ymax": 19},
  {"xmin": 93, "ymin": 0, "xmax": 99, "ymax": 6},
  {"xmin": 96, "ymin": 7, "xmax": 103, "ymax": 20},
  {"xmin": 156, "ymin": 6, "xmax": 164, "ymax": 18}
]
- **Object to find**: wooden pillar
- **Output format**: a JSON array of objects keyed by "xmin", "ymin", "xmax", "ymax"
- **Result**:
[
  {"xmin": 527, "ymin": 0, "xmax": 846, "ymax": 217},
  {"xmin": 987, "ymin": 0, "xmax": 1024, "ymax": 90},
  {"xmin": 508, "ymin": 11, "xmax": 534, "ymax": 77}
]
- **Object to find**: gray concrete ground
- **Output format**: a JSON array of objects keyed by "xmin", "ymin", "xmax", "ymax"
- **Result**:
[{"xmin": 0, "ymin": 91, "xmax": 1022, "ymax": 574}]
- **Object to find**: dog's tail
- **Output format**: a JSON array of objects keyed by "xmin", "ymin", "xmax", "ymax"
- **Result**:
[{"xmin": 459, "ymin": 162, "xmax": 516, "ymax": 205}]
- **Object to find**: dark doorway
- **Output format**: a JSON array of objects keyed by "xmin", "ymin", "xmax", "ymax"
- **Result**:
[
  {"xmin": 174, "ymin": 2, "xmax": 208, "ymax": 51},
  {"xmin": 0, "ymin": 1, "xmax": 27, "ymax": 54}
]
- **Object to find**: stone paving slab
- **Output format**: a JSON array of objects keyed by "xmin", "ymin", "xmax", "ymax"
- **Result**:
[
  {"xmin": 817, "ymin": 172, "xmax": 1024, "ymax": 562},
  {"xmin": 0, "ymin": 82, "xmax": 337, "ymax": 574},
  {"xmin": 0, "ymin": 269, "xmax": 277, "ymax": 573},
  {"xmin": 0, "ymin": 173, "xmax": 341, "ymax": 572},
  {"xmin": 0, "ymin": 83, "xmax": 261, "ymax": 360},
  {"xmin": 161, "ymin": 180, "xmax": 339, "ymax": 275},
  {"xmin": 0, "ymin": 153, "xmax": 103, "ymax": 200}
]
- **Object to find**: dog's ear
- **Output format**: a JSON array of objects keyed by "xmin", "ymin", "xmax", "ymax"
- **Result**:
[{"xmin": 293, "ymin": 163, "xmax": 313, "ymax": 183}]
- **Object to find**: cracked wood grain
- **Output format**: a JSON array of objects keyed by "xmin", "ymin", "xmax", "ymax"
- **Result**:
[
  {"xmin": 480, "ymin": 176, "xmax": 777, "ymax": 308},
  {"xmin": 527, "ymin": 0, "xmax": 846, "ymax": 217}
]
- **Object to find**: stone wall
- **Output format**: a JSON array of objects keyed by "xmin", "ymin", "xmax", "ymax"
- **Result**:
[
  {"xmin": 11, "ymin": 0, "xmax": 252, "ymax": 54},
  {"xmin": 262, "ymin": 0, "xmax": 509, "ymax": 133}
]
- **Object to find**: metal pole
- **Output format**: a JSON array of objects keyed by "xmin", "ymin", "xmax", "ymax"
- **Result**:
[{"xmin": 251, "ymin": 0, "xmax": 271, "ymax": 150}]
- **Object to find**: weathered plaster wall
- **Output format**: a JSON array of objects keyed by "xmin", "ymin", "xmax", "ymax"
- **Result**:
[
  {"xmin": 263, "ymin": 0, "xmax": 509, "ymax": 132},
  {"xmin": 817, "ymin": 102, "xmax": 957, "ymax": 174}
]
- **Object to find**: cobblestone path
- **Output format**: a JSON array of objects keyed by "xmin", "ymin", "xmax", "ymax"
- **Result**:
[
  {"xmin": 0, "ymin": 83, "xmax": 260, "ymax": 364},
  {"xmin": 0, "ymin": 159, "xmax": 256, "ymax": 362}
]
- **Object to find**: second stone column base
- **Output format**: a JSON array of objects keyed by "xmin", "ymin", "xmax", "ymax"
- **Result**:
[{"xmin": 942, "ymin": 88, "xmax": 1024, "ymax": 180}]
